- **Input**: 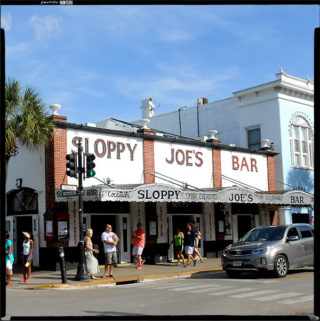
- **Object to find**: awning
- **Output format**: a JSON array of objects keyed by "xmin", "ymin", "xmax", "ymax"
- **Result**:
[{"xmin": 55, "ymin": 183, "xmax": 313, "ymax": 206}]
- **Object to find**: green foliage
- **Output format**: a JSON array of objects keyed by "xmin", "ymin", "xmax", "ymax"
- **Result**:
[{"xmin": 3, "ymin": 78, "xmax": 55, "ymax": 160}]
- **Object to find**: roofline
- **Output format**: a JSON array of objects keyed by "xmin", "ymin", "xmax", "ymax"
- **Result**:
[{"xmin": 54, "ymin": 120, "xmax": 278, "ymax": 156}]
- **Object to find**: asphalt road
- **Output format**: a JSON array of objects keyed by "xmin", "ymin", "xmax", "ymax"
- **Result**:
[{"xmin": 4, "ymin": 269, "xmax": 314, "ymax": 319}]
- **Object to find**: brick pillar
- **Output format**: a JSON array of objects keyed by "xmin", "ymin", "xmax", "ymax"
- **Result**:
[
  {"xmin": 267, "ymin": 155, "xmax": 276, "ymax": 191},
  {"xmin": 45, "ymin": 115, "xmax": 68, "ymax": 210},
  {"xmin": 138, "ymin": 128, "xmax": 155, "ymax": 184},
  {"xmin": 207, "ymin": 138, "xmax": 222, "ymax": 188}
]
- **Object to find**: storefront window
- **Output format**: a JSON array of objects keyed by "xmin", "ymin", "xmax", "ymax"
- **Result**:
[
  {"xmin": 58, "ymin": 221, "xmax": 69, "ymax": 239},
  {"xmin": 7, "ymin": 188, "xmax": 38, "ymax": 215}
]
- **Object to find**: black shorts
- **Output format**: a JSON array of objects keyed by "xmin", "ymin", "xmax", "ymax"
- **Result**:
[{"xmin": 174, "ymin": 245, "xmax": 182, "ymax": 253}]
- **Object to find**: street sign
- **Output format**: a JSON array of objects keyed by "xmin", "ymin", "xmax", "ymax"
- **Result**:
[
  {"xmin": 62, "ymin": 190, "xmax": 78, "ymax": 197},
  {"xmin": 61, "ymin": 184, "xmax": 77, "ymax": 191}
]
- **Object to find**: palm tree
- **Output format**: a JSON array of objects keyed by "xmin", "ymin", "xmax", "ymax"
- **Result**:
[{"xmin": 4, "ymin": 78, "xmax": 55, "ymax": 182}]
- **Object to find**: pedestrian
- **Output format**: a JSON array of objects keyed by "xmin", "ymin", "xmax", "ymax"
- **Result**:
[
  {"xmin": 101, "ymin": 224, "xmax": 119, "ymax": 278},
  {"xmin": 20, "ymin": 232, "xmax": 34, "ymax": 283},
  {"xmin": 169, "ymin": 228, "xmax": 185, "ymax": 265},
  {"xmin": 132, "ymin": 222, "xmax": 145, "ymax": 270},
  {"xmin": 193, "ymin": 227, "xmax": 204, "ymax": 263},
  {"xmin": 184, "ymin": 223, "xmax": 197, "ymax": 267},
  {"xmin": 5, "ymin": 231, "xmax": 14, "ymax": 286},
  {"xmin": 84, "ymin": 228, "xmax": 100, "ymax": 279}
]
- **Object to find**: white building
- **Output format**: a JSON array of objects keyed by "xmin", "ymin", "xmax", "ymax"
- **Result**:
[{"xmin": 126, "ymin": 69, "xmax": 314, "ymax": 225}]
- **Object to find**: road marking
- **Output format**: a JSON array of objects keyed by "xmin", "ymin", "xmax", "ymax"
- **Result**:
[
  {"xmin": 253, "ymin": 292, "xmax": 301, "ymax": 301},
  {"xmin": 170, "ymin": 284, "xmax": 217, "ymax": 292},
  {"xmin": 170, "ymin": 284, "xmax": 216, "ymax": 291},
  {"xmin": 221, "ymin": 278, "xmax": 277, "ymax": 284},
  {"xmin": 189, "ymin": 285, "xmax": 235, "ymax": 294},
  {"xmin": 281, "ymin": 295, "xmax": 313, "ymax": 305},
  {"xmin": 230, "ymin": 289, "xmax": 279, "ymax": 299},
  {"xmin": 143, "ymin": 283, "xmax": 183, "ymax": 289},
  {"xmin": 207, "ymin": 287, "xmax": 255, "ymax": 296}
]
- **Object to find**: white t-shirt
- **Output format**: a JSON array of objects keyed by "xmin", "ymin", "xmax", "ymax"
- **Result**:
[{"xmin": 101, "ymin": 231, "xmax": 118, "ymax": 253}]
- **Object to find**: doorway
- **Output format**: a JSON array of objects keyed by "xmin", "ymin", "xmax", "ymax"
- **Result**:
[
  {"xmin": 90, "ymin": 215, "xmax": 117, "ymax": 265},
  {"xmin": 237, "ymin": 215, "xmax": 252, "ymax": 239},
  {"xmin": 16, "ymin": 216, "xmax": 33, "ymax": 265}
]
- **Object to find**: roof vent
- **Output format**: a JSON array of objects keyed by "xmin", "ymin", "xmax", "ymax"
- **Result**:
[{"xmin": 197, "ymin": 97, "xmax": 208, "ymax": 106}]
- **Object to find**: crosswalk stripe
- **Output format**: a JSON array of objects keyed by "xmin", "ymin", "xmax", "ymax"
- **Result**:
[
  {"xmin": 230, "ymin": 289, "xmax": 279, "ymax": 299},
  {"xmin": 148, "ymin": 283, "xmax": 185, "ymax": 289},
  {"xmin": 207, "ymin": 287, "xmax": 255, "ymax": 296},
  {"xmin": 281, "ymin": 295, "xmax": 313, "ymax": 305},
  {"xmin": 253, "ymin": 292, "xmax": 301, "ymax": 301},
  {"xmin": 170, "ymin": 284, "xmax": 216, "ymax": 291},
  {"xmin": 221, "ymin": 279, "xmax": 277, "ymax": 284},
  {"xmin": 190, "ymin": 285, "xmax": 234, "ymax": 294}
]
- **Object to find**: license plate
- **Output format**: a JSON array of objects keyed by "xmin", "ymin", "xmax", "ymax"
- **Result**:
[{"xmin": 233, "ymin": 261, "xmax": 242, "ymax": 267}]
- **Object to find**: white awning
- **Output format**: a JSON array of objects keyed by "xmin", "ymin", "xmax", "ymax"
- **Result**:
[{"xmin": 55, "ymin": 183, "xmax": 313, "ymax": 206}]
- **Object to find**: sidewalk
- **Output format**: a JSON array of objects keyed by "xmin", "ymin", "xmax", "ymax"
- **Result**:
[{"xmin": 9, "ymin": 258, "xmax": 223, "ymax": 290}]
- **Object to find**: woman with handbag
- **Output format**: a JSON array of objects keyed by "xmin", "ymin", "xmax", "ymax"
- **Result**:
[
  {"xmin": 84, "ymin": 228, "xmax": 100, "ymax": 279},
  {"xmin": 5, "ymin": 231, "xmax": 14, "ymax": 286}
]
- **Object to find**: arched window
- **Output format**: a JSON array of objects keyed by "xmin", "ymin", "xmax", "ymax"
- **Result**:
[
  {"xmin": 7, "ymin": 188, "xmax": 38, "ymax": 215},
  {"xmin": 290, "ymin": 117, "xmax": 313, "ymax": 169}
]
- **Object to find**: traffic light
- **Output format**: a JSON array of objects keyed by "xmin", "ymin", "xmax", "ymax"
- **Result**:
[
  {"xmin": 66, "ymin": 152, "xmax": 78, "ymax": 178},
  {"xmin": 85, "ymin": 153, "xmax": 96, "ymax": 178}
]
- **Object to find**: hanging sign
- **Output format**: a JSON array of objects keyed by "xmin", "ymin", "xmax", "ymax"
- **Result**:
[{"xmin": 55, "ymin": 184, "xmax": 313, "ymax": 205}]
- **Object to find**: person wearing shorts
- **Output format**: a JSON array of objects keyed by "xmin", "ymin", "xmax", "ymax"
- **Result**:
[
  {"xmin": 169, "ymin": 228, "xmax": 185, "ymax": 265},
  {"xmin": 101, "ymin": 224, "xmax": 119, "ymax": 277},
  {"xmin": 132, "ymin": 222, "xmax": 145, "ymax": 270},
  {"xmin": 20, "ymin": 232, "xmax": 34, "ymax": 283},
  {"xmin": 183, "ymin": 223, "xmax": 197, "ymax": 267}
]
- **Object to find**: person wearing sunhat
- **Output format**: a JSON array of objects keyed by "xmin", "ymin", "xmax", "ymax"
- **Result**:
[{"xmin": 20, "ymin": 232, "xmax": 34, "ymax": 283}]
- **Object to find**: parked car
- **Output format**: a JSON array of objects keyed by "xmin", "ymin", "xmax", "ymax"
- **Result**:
[{"xmin": 221, "ymin": 224, "xmax": 314, "ymax": 278}]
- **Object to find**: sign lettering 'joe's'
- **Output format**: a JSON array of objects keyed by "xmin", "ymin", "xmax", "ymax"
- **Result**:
[{"xmin": 165, "ymin": 148, "xmax": 203, "ymax": 167}]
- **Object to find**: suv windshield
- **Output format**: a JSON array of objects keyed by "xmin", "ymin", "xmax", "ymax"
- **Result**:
[{"xmin": 241, "ymin": 226, "xmax": 287, "ymax": 242}]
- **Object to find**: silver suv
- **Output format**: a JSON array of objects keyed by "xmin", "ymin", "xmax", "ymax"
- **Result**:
[{"xmin": 221, "ymin": 224, "xmax": 314, "ymax": 278}]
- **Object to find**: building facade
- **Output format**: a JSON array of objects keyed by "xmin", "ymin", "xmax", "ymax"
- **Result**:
[
  {"xmin": 6, "ymin": 110, "xmax": 313, "ymax": 269},
  {"xmin": 128, "ymin": 69, "xmax": 314, "ymax": 226}
]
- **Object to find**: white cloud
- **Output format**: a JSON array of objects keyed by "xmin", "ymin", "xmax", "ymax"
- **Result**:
[
  {"xmin": 30, "ymin": 15, "xmax": 63, "ymax": 40},
  {"xmin": 159, "ymin": 29, "xmax": 193, "ymax": 43},
  {"xmin": 2, "ymin": 11, "xmax": 12, "ymax": 31},
  {"xmin": 112, "ymin": 64, "xmax": 240, "ymax": 109},
  {"xmin": 6, "ymin": 42, "xmax": 32, "ymax": 60}
]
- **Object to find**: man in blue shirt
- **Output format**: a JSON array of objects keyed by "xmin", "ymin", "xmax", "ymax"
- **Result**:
[{"xmin": 184, "ymin": 223, "xmax": 197, "ymax": 267}]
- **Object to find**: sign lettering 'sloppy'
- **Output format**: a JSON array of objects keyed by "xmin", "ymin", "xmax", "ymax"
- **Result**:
[
  {"xmin": 138, "ymin": 189, "xmax": 181, "ymax": 200},
  {"xmin": 72, "ymin": 136, "xmax": 138, "ymax": 161}
]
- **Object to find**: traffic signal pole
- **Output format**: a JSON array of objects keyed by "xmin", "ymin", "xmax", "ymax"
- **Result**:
[{"xmin": 74, "ymin": 142, "xmax": 89, "ymax": 281}]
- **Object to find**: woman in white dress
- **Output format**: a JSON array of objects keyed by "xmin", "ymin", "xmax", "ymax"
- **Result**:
[{"xmin": 84, "ymin": 228, "xmax": 100, "ymax": 279}]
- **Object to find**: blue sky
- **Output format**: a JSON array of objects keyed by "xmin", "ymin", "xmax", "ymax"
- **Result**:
[{"xmin": 1, "ymin": 5, "xmax": 318, "ymax": 125}]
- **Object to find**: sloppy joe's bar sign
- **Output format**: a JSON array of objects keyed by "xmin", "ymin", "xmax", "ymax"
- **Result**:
[
  {"xmin": 221, "ymin": 150, "xmax": 268, "ymax": 190},
  {"xmin": 67, "ymin": 129, "xmax": 144, "ymax": 186},
  {"xmin": 153, "ymin": 141, "xmax": 213, "ymax": 188},
  {"xmin": 55, "ymin": 184, "xmax": 313, "ymax": 205}
]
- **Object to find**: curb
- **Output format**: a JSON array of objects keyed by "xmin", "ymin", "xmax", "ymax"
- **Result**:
[{"xmin": 24, "ymin": 268, "xmax": 223, "ymax": 290}]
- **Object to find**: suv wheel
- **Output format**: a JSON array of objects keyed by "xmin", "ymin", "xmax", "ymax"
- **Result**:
[
  {"xmin": 274, "ymin": 254, "xmax": 288, "ymax": 278},
  {"xmin": 225, "ymin": 270, "xmax": 241, "ymax": 278}
]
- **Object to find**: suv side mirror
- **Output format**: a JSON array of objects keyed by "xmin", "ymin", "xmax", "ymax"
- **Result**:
[{"xmin": 287, "ymin": 235, "xmax": 299, "ymax": 242}]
